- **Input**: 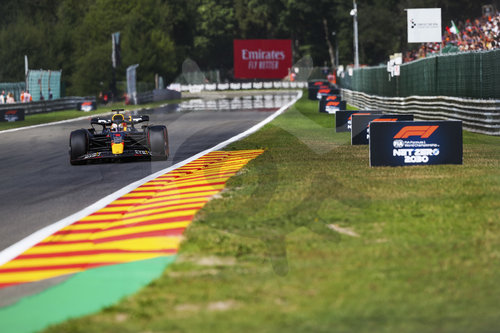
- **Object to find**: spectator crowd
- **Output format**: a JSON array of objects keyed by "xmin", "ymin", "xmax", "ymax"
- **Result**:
[
  {"xmin": 0, "ymin": 90, "xmax": 34, "ymax": 104},
  {"xmin": 404, "ymin": 11, "xmax": 500, "ymax": 62}
]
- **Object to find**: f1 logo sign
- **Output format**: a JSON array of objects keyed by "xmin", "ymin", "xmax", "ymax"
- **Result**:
[
  {"xmin": 394, "ymin": 125, "xmax": 439, "ymax": 139},
  {"xmin": 370, "ymin": 120, "xmax": 462, "ymax": 167},
  {"xmin": 367, "ymin": 118, "xmax": 398, "ymax": 128},
  {"xmin": 348, "ymin": 113, "xmax": 372, "ymax": 121}
]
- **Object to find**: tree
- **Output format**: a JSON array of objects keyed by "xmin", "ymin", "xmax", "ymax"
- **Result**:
[{"xmin": 0, "ymin": 0, "xmax": 491, "ymax": 95}]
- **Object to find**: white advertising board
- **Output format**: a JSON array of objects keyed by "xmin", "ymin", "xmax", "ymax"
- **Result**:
[{"xmin": 407, "ymin": 8, "xmax": 442, "ymax": 43}]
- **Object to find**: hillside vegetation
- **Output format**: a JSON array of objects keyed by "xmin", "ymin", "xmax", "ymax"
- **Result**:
[{"xmin": 0, "ymin": 0, "xmax": 482, "ymax": 96}]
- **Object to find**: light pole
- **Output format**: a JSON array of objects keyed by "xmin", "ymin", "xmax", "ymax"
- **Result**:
[{"xmin": 350, "ymin": 1, "xmax": 359, "ymax": 68}]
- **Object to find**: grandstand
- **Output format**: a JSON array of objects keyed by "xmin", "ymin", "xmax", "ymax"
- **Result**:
[
  {"xmin": 0, "ymin": 70, "xmax": 61, "ymax": 103},
  {"xmin": 0, "ymin": 82, "xmax": 24, "ymax": 102},
  {"xmin": 26, "ymin": 70, "xmax": 61, "ymax": 101},
  {"xmin": 405, "ymin": 8, "xmax": 500, "ymax": 62},
  {"xmin": 338, "ymin": 8, "xmax": 500, "ymax": 136}
]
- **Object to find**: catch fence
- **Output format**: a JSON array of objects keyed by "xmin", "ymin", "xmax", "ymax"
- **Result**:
[
  {"xmin": 339, "ymin": 49, "xmax": 500, "ymax": 135},
  {"xmin": 26, "ymin": 70, "xmax": 62, "ymax": 101},
  {"xmin": 339, "ymin": 49, "xmax": 500, "ymax": 99}
]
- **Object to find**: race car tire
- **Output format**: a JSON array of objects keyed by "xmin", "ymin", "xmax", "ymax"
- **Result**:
[
  {"xmin": 148, "ymin": 125, "xmax": 169, "ymax": 161},
  {"xmin": 70, "ymin": 129, "xmax": 89, "ymax": 165}
]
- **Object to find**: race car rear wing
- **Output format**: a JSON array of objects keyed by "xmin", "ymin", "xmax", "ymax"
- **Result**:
[{"xmin": 90, "ymin": 115, "xmax": 149, "ymax": 126}]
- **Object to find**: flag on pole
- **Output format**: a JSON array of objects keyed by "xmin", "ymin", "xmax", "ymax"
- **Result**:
[
  {"xmin": 450, "ymin": 20, "xmax": 459, "ymax": 34},
  {"xmin": 112, "ymin": 32, "xmax": 121, "ymax": 68}
]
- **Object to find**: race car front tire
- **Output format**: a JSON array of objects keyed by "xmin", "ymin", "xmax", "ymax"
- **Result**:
[
  {"xmin": 70, "ymin": 129, "xmax": 89, "ymax": 165},
  {"xmin": 148, "ymin": 125, "xmax": 169, "ymax": 161}
]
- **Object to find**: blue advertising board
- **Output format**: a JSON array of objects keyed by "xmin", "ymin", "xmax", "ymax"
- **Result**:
[
  {"xmin": 315, "ymin": 87, "xmax": 340, "ymax": 100},
  {"xmin": 308, "ymin": 80, "xmax": 330, "ymax": 100},
  {"xmin": 0, "ymin": 108, "xmax": 25, "ymax": 122},
  {"xmin": 351, "ymin": 114, "xmax": 414, "ymax": 145},
  {"xmin": 319, "ymin": 95, "xmax": 345, "ymax": 114},
  {"xmin": 307, "ymin": 80, "xmax": 339, "ymax": 100},
  {"xmin": 77, "ymin": 101, "xmax": 98, "ymax": 112},
  {"xmin": 369, "ymin": 120, "xmax": 463, "ymax": 167},
  {"xmin": 335, "ymin": 110, "xmax": 383, "ymax": 132}
]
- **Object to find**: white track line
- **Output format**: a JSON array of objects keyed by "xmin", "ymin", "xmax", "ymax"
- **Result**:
[
  {"xmin": 0, "ymin": 90, "xmax": 302, "ymax": 267},
  {"xmin": 0, "ymin": 114, "xmax": 111, "ymax": 135},
  {"xmin": 0, "ymin": 103, "xmax": 165, "ymax": 135}
]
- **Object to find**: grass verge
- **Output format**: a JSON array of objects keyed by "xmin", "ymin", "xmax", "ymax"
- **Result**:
[
  {"xmin": 44, "ymin": 93, "xmax": 500, "ymax": 332},
  {"xmin": 0, "ymin": 100, "xmax": 181, "ymax": 131}
]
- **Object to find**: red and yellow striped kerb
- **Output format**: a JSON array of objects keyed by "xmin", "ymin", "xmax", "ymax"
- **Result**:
[{"xmin": 0, "ymin": 150, "xmax": 263, "ymax": 289}]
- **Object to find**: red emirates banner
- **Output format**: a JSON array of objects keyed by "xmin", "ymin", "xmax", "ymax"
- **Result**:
[{"xmin": 233, "ymin": 39, "xmax": 292, "ymax": 79}]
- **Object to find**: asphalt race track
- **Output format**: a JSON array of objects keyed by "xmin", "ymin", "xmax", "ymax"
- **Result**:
[{"xmin": 0, "ymin": 92, "xmax": 297, "ymax": 254}]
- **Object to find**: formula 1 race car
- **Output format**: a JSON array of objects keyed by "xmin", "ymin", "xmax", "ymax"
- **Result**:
[{"xmin": 69, "ymin": 109, "xmax": 169, "ymax": 165}]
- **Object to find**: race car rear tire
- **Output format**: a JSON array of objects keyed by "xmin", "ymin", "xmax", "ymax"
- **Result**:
[
  {"xmin": 70, "ymin": 129, "xmax": 89, "ymax": 165},
  {"xmin": 148, "ymin": 125, "xmax": 169, "ymax": 161}
]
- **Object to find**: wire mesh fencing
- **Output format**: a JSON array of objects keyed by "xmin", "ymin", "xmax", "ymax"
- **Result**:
[
  {"xmin": 339, "ymin": 49, "xmax": 500, "ymax": 99},
  {"xmin": 26, "ymin": 70, "xmax": 62, "ymax": 101}
]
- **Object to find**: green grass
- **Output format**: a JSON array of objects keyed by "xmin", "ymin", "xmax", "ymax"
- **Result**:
[
  {"xmin": 44, "ymin": 93, "xmax": 500, "ymax": 333},
  {"xmin": 0, "ymin": 100, "xmax": 181, "ymax": 131}
]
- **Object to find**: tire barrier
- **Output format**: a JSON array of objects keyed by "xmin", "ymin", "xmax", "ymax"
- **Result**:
[{"xmin": 341, "ymin": 89, "xmax": 500, "ymax": 136}]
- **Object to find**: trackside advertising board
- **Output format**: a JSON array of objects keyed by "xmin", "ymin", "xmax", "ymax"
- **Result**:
[
  {"xmin": 308, "ymin": 80, "xmax": 329, "ymax": 88},
  {"xmin": 316, "ymin": 87, "xmax": 340, "ymax": 100},
  {"xmin": 77, "ymin": 101, "xmax": 98, "ymax": 112},
  {"xmin": 308, "ymin": 80, "xmax": 331, "ymax": 100},
  {"xmin": 0, "ymin": 108, "xmax": 25, "ymax": 122},
  {"xmin": 335, "ymin": 110, "xmax": 383, "ymax": 132},
  {"xmin": 351, "ymin": 114, "xmax": 414, "ymax": 145},
  {"xmin": 234, "ymin": 39, "xmax": 292, "ymax": 79},
  {"xmin": 370, "ymin": 120, "xmax": 463, "ymax": 167},
  {"xmin": 407, "ymin": 8, "xmax": 442, "ymax": 43},
  {"xmin": 319, "ymin": 95, "xmax": 345, "ymax": 114}
]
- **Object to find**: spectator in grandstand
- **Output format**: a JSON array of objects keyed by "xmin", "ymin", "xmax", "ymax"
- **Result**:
[
  {"xmin": 6, "ymin": 92, "xmax": 15, "ymax": 104},
  {"xmin": 48, "ymin": 88, "xmax": 53, "ymax": 100},
  {"xmin": 0, "ymin": 91, "xmax": 5, "ymax": 104},
  {"xmin": 20, "ymin": 90, "xmax": 25, "ymax": 103},
  {"xmin": 25, "ymin": 90, "xmax": 32, "ymax": 102},
  {"xmin": 405, "ymin": 10, "xmax": 500, "ymax": 62}
]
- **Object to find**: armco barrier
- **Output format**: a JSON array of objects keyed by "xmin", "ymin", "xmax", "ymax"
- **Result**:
[
  {"xmin": 6, "ymin": 82, "xmax": 305, "ymax": 112},
  {"xmin": 174, "ymin": 81, "xmax": 307, "ymax": 94},
  {"xmin": 341, "ymin": 89, "xmax": 500, "ymax": 136},
  {"xmin": 0, "ymin": 97, "xmax": 96, "ymax": 115}
]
